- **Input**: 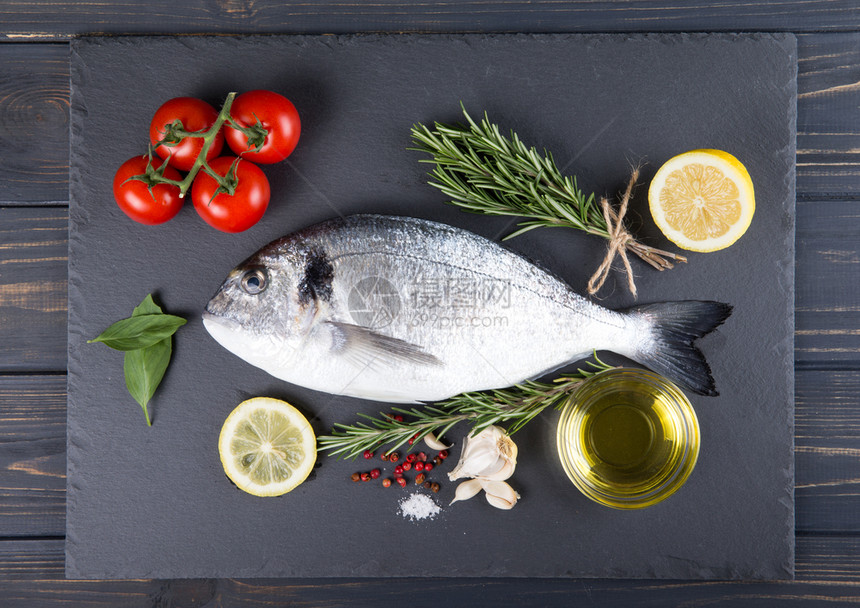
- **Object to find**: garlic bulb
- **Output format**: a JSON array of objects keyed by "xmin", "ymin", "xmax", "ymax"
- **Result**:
[
  {"xmin": 447, "ymin": 425, "xmax": 521, "ymax": 510},
  {"xmin": 448, "ymin": 425, "xmax": 517, "ymax": 482}
]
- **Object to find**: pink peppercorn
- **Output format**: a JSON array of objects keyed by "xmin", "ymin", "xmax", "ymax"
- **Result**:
[
  {"xmin": 402, "ymin": 462, "xmax": 412, "ymax": 472},
  {"xmin": 414, "ymin": 461, "xmax": 425, "ymax": 472},
  {"xmin": 382, "ymin": 478, "xmax": 392, "ymax": 488},
  {"xmin": 423, "ymin": 463, "xmax": 433, "ymax": 472},
  {"xmin": 370, "ymin": 468, "xmax": 381, "ymax": 479},
  {"xmin": 396, "ymin": 477, "xmax": 407, "ymax": 488},
  {"xmin": 363, "ymin": 449, "xmax": 373, "ymax": 459}
]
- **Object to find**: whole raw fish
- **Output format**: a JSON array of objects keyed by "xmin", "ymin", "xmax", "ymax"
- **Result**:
[{"xmin": 203, "ymin": 215, "xmax": 731, "ymax": 402}]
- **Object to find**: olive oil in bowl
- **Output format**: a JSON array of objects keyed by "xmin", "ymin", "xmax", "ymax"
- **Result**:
[{"xmin": 556, "ymin": 368, "xmax": 700, "ymax": 509}]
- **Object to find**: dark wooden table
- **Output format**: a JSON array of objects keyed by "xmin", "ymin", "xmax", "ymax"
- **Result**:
[{"xmin": 2, "ymin": 2, "xmax": 859, "ymax": 605}]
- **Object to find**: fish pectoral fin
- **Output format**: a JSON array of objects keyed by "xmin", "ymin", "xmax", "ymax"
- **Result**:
[{"xmin": 327, "ymin": 321, "xmax": 443, "ymax": 369}]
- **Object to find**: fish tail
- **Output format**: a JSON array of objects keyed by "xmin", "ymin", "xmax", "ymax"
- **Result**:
[{"xmin": 625, "ymin": 301, "xmax": 732, "ymax": 396}]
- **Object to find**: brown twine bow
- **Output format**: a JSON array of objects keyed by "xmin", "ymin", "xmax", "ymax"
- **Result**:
[
  {"xmin": 585, "ymin": 170, "xmax": 688, "ymax": 298},
  {"xmin": 587, "ymin": 169, "xmax": 641, "ymax": 298}
]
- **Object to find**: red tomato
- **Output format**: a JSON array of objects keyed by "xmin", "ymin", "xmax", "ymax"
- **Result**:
[
  {"xmin": 113, "ymin": 156, "xmax": 183, "ymax": 225},
  {"xmin": 191, "ymin": 157, "xmax": 270, "ymax": 233},
  {"xmin": 149, "ymin": 97, "xmax": 224, "ymax": 172},
  {"xmin": 224, "ymin": 90, "xmax": 301, "ymax": 164}
]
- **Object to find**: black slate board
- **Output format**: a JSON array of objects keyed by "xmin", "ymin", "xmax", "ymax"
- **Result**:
[{"xmin": 67, "ymin": 33, "xmax": 796, "ymax": 580}]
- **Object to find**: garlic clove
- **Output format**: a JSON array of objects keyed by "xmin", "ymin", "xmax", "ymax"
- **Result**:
[
  {"xmin": 480, "ymin": 479, "xmax": 520, "ymax": 510},
  {"xmin": 422, "ymin": 431, "xmax": 450, "ymax": 451},
  {"xmin": 449, "ymin": 479, "xmax": 483, "ymax": 505},
  {"xmin": 485, "ymin": 492, "xmax": 517, "ymax": 510},
  {"xmin": 478, "ymin": 478, "xmax": 518, "ymax": 497},
  {"xmin": 481, "ymin": 457, "xmax": 516, "ymax": 481}
]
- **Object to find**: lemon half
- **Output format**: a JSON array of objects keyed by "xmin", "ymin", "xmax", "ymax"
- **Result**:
[
  {"xmin": 648, "ymin": 149, "xmax": 755, "ymax": 252},
  {"xmin": 218, "ymin": 397, "xmax": 316, "ymax": 497}
]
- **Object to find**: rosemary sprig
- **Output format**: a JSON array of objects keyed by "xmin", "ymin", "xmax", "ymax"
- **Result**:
[
  {"xmin": 410, "ymin": 105, "xmax": 610, "ymax": 242},
  {"xmin": 317, "ymin": 357, "xmax": 614, "ymax": 460},
  {"xmin": 410, "ymin": 106, "xmax": 685, "ymax": 295}
]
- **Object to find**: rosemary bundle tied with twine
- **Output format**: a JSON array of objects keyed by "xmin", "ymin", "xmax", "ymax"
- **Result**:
[
  {"xmin": 317, "ymin": 358, "xmax": 613, "ymax": 460},
  {"xmin": 410, "ymin": 106, "xmax": 687, "ymax": 297}
]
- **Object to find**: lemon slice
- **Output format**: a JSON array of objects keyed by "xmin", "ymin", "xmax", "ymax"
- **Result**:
[
  {"xmin": 648, "ymin": 149, "xmax": 755, "ymax": 252},
  {"xmin": 218, "ymin": 397, "xmax": 316, "ymax": 497}
]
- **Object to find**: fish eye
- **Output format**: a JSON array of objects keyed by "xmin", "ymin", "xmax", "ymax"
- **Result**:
[{"xmin": 240, "ymin": 268, "xmax": 268, "ymax": 295}]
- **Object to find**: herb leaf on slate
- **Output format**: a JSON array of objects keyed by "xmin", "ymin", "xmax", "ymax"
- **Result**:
[
  {"xmin": 90, "ymin": 294, "xmax": 185, "ymax": 426},
  {"xmin": 88, "ymin": 312, "xmax": 186, "ymax": 351}
]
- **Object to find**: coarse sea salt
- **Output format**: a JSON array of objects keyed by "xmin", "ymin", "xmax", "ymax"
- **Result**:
[{"xmin": 398, "ymin": 492, "xmax": 441, "ymax": 521}]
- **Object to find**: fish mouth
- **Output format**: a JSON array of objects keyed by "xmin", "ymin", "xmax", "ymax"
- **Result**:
[{"xmin": 201, "ymin": 309, "xmax": 242, "ymax": 331}]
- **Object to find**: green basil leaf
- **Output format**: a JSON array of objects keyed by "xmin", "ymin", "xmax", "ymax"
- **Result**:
[
  {"xmin": 132, "ymin": 294, "xmax": 164, "ymax": 317},
  {"xmin": 124, "ymin": 337, "xmax": 172, "ymax": 426},
  {"xmin": 92, "ymin": 294, "xmax": 186, "ymax": 426},
  {"xmin": 89, "ymin": 314, "xmax": 186, "ymax": 351}
]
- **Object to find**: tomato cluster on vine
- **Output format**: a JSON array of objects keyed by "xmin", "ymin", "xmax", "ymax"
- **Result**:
[{"xmin": 113, "ymin": 90, "xmax": 300, "ymax": 232}]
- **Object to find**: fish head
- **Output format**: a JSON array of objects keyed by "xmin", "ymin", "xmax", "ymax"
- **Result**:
[{"xmin": 202, "ymin": 238, "xmax": 330, "ymax": 369}]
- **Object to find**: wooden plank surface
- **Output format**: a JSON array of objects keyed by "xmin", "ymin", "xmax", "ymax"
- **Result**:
[
  {"xmin": 0, "ymin": 45, "xmax": 69, "ymax": 204},
  {"xmin": 0, "ymin": 375, "xmax": 65, "ymax": 538},
  {"xmin": 0, "ymin": 207, "xmax": 68, "ymax": 372},
  {"xmin": 797, "ymin": 33, "xmax": 860, "ymax": 197},
  {"xmin": 0, "ymin": 3, "xmax": 858, "ymax": 602},
  {"xmin": 796, "ymin": 370, "xmax": 860, "ymax": 533},
  {"xmin": 796, "ymin": 199, "xmax": 860, "ymax": 366},
  {"xmin": 2, "ymin": 0, "xmax": 860, "ymax": 42}
]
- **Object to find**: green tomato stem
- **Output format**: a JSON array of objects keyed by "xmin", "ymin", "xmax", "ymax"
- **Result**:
[
  {"xmin": 133, "ymin": 91, "xmax": 260, "ymax": 199},
  {"xmin": 173, "ymin": 91, "xmax": 237, "ymax": 198},
  {"xmin": 228, "ymin": 114, "xmax": 268, "ymax": 152}
]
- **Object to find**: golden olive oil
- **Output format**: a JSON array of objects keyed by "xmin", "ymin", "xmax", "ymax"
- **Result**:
[
  {"xmin": 579, "ymin": 388, "xmax": 675, "ymax": 489},
  {"xmin": 556, "ymin": 369, "xmax": 699, "ymax": 509}
]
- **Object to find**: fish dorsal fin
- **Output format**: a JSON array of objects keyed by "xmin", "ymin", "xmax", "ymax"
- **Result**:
[{"xmin": 327, "ymin": 321, "xmax": 442, "ymax": 369}]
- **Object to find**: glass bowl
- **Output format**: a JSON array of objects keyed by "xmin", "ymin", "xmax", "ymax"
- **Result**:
[{"xmin": 556, "ymin": 368, "xmax": 700, "ymax": 509}]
